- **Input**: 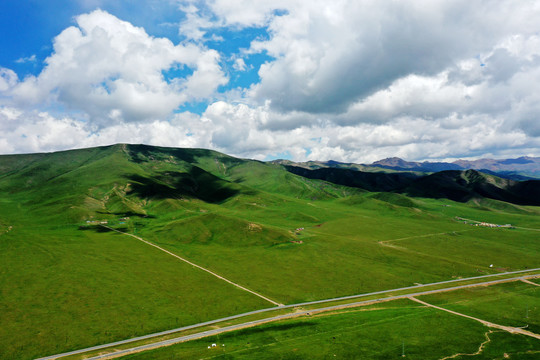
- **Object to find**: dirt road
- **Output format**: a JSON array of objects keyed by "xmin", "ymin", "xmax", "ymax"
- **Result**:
[
  {"xmin": 103, "ymin": 226, "xmax": 283, "ymax": 306},
  {"xmin": 409, "ymin": 296, "xmax": 540, "ymax": 340}
]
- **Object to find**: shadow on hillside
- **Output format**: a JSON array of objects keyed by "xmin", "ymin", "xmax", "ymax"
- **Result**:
[
  {"xmin": 78, "ymin": 225, "xmax": 129, "ymax": 233},
  {"xmin": 94, "ymin": 210, "xmax": 156, "ymax": 218},
  {"xmin": 285, "ymin": 165, "xmax": 418, "ymax": 192},
  {"xmin": 127, "ymin": 144, "xmax": 198, "ymax": 164},
  {"xmin": 126, "ymin": 144, "xmax": 245, "ymax": 168},
  {"xmin": 126, "ymin": 166, "xmax": 239, "ymax": 203},
  {"xmin": 233, "ymin": 321, "xmax": 317, "ymax": 337},
  {"xmin": 284, "ymin": 166, "xmax": 540, "ymax": 206}
]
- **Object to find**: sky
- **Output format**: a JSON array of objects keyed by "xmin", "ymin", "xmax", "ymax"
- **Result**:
[{"xmin": 1, "ymin": 0, "xmax": 540, "ymax": 163}]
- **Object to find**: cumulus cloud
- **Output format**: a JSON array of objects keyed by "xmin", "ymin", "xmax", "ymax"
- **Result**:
[
  {"xmin": 15, "ymin": 55, "xmax": 37, "ymax": 64},
  {"xmin": 5, "ymin": 9, "xmax": 227, "ymax": 126},
  {"xmin": 0, "ymin": 68, "xmax": 18, "ymax": 92},
  {"xmin": 232, "ymin": 58, "xmax": 247, "ymax": 71},
  {"xmin": 242, "ymin": 0, "xmax": 540, "ymax": 114},
  {"xmin": 194, "ymin": 100, "xmax": 538, "ymax": 163},
  {"xmin": 2, "ymin": 2, "xmax": 540, "ymax": 162},
  {"xmin": 0, "ymin": 106, "xmax": 208, "ymax": 154}
]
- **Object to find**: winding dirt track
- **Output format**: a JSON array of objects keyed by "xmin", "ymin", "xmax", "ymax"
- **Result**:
[{"xmin": 439, "ymin": 330, "xmax": 494, "ymax": 360}]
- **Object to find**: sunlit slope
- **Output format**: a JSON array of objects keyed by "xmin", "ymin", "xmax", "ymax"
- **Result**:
[{"xmin": 0, "ymin": 144, "xmax": 348, "ymax": 225}]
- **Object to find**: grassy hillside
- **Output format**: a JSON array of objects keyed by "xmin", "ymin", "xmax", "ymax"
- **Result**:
[{"xmin": 0, "ymin": 144, "xmax": 539, "ymax": 359}]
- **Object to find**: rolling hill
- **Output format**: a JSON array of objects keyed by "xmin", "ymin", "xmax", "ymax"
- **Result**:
[{"xmin": 1, "ymin": 144, "xmax": 539, "ymax": 360}]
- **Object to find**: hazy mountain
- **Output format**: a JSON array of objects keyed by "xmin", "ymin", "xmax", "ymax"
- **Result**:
[
  {"xmin": 370, "ymin": 157, "xmax": 463, "ymax": 172},
  {"xmin": 277, "ymin": 156, "xmax": 540, "ymax": 180},
  {"xmin": 369, "ymin": 156, "xmax": 540, "ymax": 179}
]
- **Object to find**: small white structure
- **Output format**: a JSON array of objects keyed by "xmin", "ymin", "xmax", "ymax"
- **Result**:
[{"xmin": 212, "ymin": 343, "xmax": 217, "ymax": 347}]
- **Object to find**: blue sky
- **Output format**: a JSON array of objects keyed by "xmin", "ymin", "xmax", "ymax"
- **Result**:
[
  {"xmin": 0, "ymin": 1, "xmax": 269, "ymax": 98},
  {"xmin": 1, "ymin": 1, "xmax": 540, "ymax": 162}
]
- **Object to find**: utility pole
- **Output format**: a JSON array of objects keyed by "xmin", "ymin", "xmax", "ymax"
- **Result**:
[{"xmin": 402, "ymin": 341, "xmax": 405, "ymax": 357}]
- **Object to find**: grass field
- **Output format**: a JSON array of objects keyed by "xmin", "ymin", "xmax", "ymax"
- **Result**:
[
  {"xmin": 137, "ymin": 195, "xmax": 540, "ymax": 304},
  {"xmin": 1, "ymin": 145, "xmax": 539, "ymax": 359},
  {"xmin": 0, "ymin": 226, "xmax": 270, "ymax": 359},
  {"xmin": 121, "ymin": 299, "xmax": 540, "ymax": 359},
  {"xmin": 419, "ymin": 281, "xmax": 540, "ymax": 334}
]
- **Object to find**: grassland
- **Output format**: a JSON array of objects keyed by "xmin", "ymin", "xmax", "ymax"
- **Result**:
[
  {"xmin": 137, "ymin": 194, "xmax": 540, "ymax": 304},
  {"xmin": 121, "ymin": 299, "xmax": 540, "ymax": 359},
  {"xmin": 419, "ymin": 281, "xmax": 540, "ymax": 334},
  {"xmin": 0, "ymin": 144, "xmax": 539, "ymax": 359},
  {"xmin": 0, "ymin": 226, "xmax": 271, "ymax": 360}
]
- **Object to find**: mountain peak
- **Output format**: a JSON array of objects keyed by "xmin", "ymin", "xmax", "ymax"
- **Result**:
[{"xmin": 372, "ymin": 157, "xmax": 412, "ymax": 167}]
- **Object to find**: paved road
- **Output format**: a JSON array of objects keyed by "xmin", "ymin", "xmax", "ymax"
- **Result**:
[
  {"xmin": 103, "ymin": 226, "xmax": 283, "ymax": 306},
  {"xmin": 36, "ymin": 269, "xmax": 540, "ymax": 360}
]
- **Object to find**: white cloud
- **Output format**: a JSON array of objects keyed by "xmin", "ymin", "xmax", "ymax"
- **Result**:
[
  {"xmin": 203, "ymin": 0, "xmax": 289, "ymax": 28},
  {"xmin": 5, "ymin": 10, "xmax": 227, "ymax": 126},
  {"xmin": 0, "ymin": 106, "xmax": 208, "ymax": 155},
  {"xmin": 242, "ymin": 0, "xmax": 540, "ymax": 114},
  {"xmin": 178, "ymin": 4, "xmax": 215, "ymax": 41},
  {"xmin": 15, "ymin": 55, "xmax": 37, "ymax": 64},
  {"xmin": 1, "ymin": 99, "xmax": 538, "ymax": 163},
  {"xmin": 194, "ymin": 100, "xmax": 539, "ymax": 163},
  {"xmin": 0, "ymin": 107, "xmax": 90, "ymax": 154},
  {"xmin": 2, "ymin": 2, "xmax": 540, "ymax": 162},
  {"xmin": 232, "ymin": 58, "xmax": 247, "ymax": 71},
  {"xmin": 0, "ymin": 68, "xmax": 18, "ymax": 92}
]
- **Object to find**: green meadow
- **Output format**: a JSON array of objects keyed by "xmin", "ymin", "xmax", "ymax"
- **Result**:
[
  {"xmin": 122, "ymin": 299, "xmax": 540, "ymax": 360},
  {"xmin": 0, "ymin": 226, "xmax": 270, "ymax": 359},
  {"xmin": 0, "ymin": 144, "xmax": 539, "ymax": 359},
  {"xmin": 419, "ymin": 281, "xmax": 540, "ymax": 334}
]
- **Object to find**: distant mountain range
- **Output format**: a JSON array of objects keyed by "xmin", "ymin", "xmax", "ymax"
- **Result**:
[
  {"xmin": 1, "ymin": 145, "xmax": 539, "ymax": 213},
  {"xmin": 370, "ymin": 156, "xmax": 540, "ymax": 178},
  {"xmin": 274, "ymin": 155, "xmax": 540, "ymax": 206},
  {"xmin": 273, "ymin": 156, "xmax": 540, "ymax": 180}
]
